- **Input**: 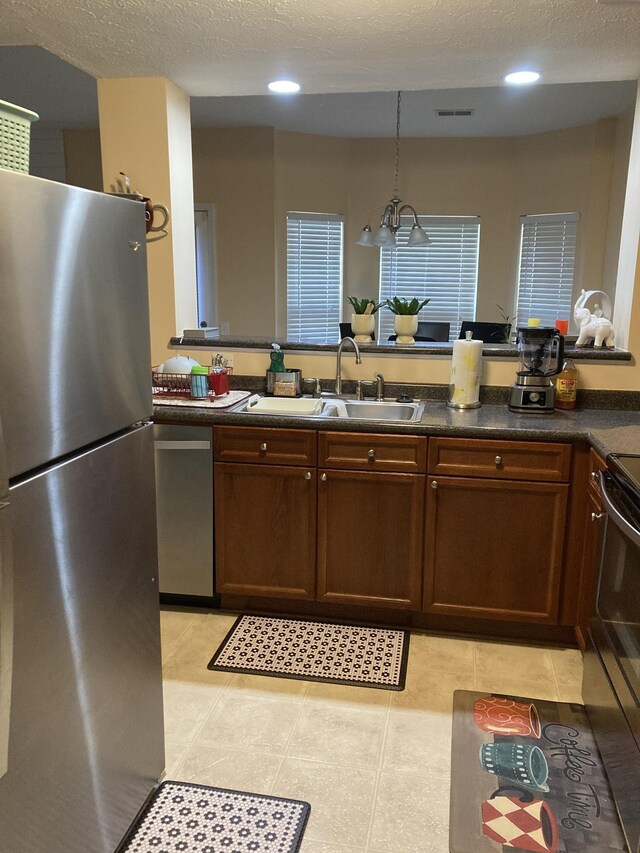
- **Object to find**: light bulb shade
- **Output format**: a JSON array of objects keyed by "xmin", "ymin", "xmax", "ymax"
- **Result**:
[
  {"xmin": 407, "ymin": 225, "xmax": 432, "ymax": 247},
  {"xmin": 373, "ymin": 225, "xmax": 397, "ymax": 247},
  {"xmin": 356, "ymin": 226, "xmax": 374, "ymax": 246}
]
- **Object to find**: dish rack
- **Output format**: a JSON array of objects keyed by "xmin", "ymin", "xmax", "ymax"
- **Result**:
[{"xmin": 152, "ymin": 367, "xmax": 233, "ymax": 398}]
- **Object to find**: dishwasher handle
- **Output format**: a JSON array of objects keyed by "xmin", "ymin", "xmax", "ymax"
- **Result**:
[{"xmin": 154, "ymin": 440, "xmax": 211, "ymax": 451}]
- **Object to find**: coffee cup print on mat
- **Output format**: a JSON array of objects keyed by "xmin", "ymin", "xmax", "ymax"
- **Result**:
[
  {"xmin": 482, "ymin": 785, "xmax": 559, "ymax": 853},
  {"xmin": 480, "ymin": 742, "xmax": 550, "ymax": 793},
  {"xmin": 474, "ymin": 695, "xmax": 541, "ymax": 738}
]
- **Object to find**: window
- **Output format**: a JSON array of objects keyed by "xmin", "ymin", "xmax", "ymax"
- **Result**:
[
  {"xmin": 514, "ymin": 212, "xmax": 578, "ymax": 329},
  {"xmin": 287, "ymin": 212, "xmax": 344, "ymax": 342},
  {"xmin": 378, "ymin": 216, "xmax": 480, "ymax": 342},
  {"xmin": 194, "ymin": 204, "xmax": 217, "ymax": 328}
]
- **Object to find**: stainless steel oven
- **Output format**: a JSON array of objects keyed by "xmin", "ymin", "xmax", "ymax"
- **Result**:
[{"xmin": 583, "ymin": 454, "xmax": 640, "ymax": 853}]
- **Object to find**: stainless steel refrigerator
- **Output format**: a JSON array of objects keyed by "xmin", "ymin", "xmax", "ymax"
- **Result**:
[{"xmin": 0, "ymin": 169, "xmax": 165, "ymax": 851}]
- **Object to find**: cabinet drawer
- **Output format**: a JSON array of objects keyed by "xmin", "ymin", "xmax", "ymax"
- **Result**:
[
  {"xmin": 588, "ymin": 448, "xmax": 607, "ymax": 499},
  {"xmin": 319, "ymin": 432, "xmax": 427, "ymax": 473},
  {"xmin": 428, "ymin": 437, "xmax": 571, "ymax": 482},
  {"xmin": 214, "ymin": 426, "xmax": 316, "ymax": 466}
]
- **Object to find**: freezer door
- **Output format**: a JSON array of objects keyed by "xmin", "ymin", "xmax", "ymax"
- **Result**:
[
  {"xmin": 0, "ymin": 424, "xmax": 164, "ymax": 853},
  {"xmin": 0, "ymin": 170, "xmax": 152, "ymax": 479}
]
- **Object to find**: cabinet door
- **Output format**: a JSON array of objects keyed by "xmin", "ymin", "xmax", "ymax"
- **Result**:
[
  {"xmin": 214, "ymin": 462, "xmax": 316, "ymax": 599},
  {"xmin": 424, "ymin": 476, "xmax": 568, "ymax": 623},
  {"xmin": 318, "ymin": 469, "xmax": 424, "ymax": 609}
]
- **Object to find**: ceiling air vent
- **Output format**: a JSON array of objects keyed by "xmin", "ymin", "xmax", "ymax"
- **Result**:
[{"xmin": 436, "ymin": 109, "xmax": 475, "ymax": 117}]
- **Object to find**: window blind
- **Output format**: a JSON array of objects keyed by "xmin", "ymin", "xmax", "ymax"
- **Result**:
[
  {"xmin": 514, "ymin": 213, "xmax": 578, "ymax": 329},
  {"xmin": 287, "ymin": 212, "xmax": 344, "ymax": 343},
  {"xmin": 378, "ymin": 216, "xmax": 480, "ymax": 342}
]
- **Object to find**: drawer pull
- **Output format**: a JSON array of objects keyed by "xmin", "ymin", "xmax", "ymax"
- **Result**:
[
  {"xmin": 305, "ymin": 471, "xmax": 312, "ymax": 480},
  {"xmin": 321, "ymin": 473, "xmax": 327, "ymax": 482},
  {"xmin": 495, "ymin": 455, "xmax": 503, "ymax": 466},
  {"xmin": 591, "ymin": 512, "xmax": 605, "ymax": 522},
  {"xmin": 591, "ymin": 471, "xmax": 598, "ymax": 481},
  {"xmin": 431, "ymin": 480, "xmax": 438, "ymax": 490},
  {"xmin": 368, "ymin": 449, "xmax": 376, "ymax": 459},
  {"xmin": 260, "ymin": 443, "xmax": 267, "ymax": 451}
]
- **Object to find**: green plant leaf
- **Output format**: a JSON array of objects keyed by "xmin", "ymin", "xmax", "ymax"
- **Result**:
[
  {"xmin": 348, "ymin": 296, "xmax": 382, "ymax": 314},
  {"xmin": 385, "ymin": 296, "xmax": 430, "ymax": 314}
]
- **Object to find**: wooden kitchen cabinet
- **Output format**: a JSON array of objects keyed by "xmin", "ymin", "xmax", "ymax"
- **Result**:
[
  {"xmin": 214, "ymin": 461, "xmax": 317, "ymax": 599},
  {"xmin": 316, "ymin": 431, "xmax": 426, "ymax": 610},
  {"xmin": 423, "ymin": 439, "xmax": 570, "ymax": 624},
  {"xmin": 317, "ymin": 468, "xmax": 424, "ymax": 609}
]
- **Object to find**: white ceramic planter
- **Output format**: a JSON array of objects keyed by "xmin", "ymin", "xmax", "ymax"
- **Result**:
[
  {"xmin": 394, "ymin": 314, "xmax": 419, "ymax": 344},
  {"xmin": 350, "ymin": 313, "xmax": 375, "ymax": 342}
]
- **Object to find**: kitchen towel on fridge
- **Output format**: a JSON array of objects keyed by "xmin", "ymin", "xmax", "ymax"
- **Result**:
[{"xmin": 448, "ymin": 332, "xmax": 483, "ymax": 409}]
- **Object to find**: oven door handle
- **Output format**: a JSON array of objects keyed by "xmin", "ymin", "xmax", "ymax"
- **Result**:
[{"xmin": 600, "ymin": 470, "xmax": 640, "ymax": 548}]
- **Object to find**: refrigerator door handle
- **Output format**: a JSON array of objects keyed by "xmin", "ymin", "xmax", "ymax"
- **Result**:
[{"xmin": 0, "ymin": 414, "xmax": 13, "ymax": 781}]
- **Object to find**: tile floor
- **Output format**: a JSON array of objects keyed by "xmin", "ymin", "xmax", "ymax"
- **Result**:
[{"xmin": 160, "ymin": 608, "xmax": 584, "ymax": 853}]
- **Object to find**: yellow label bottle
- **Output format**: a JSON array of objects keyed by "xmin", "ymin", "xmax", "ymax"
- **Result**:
[{"xmin": 554, "ymin": 359, "xmax": 577, "ymax": 410}]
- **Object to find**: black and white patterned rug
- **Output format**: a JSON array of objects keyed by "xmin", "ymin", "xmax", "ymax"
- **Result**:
[
  {"xmin": 118, "ymin": 780, "xmax": 310, "ymax": 853},
  {"xmin": 207, "ymin": 615, "xmax": 410, "ymax": 690}
]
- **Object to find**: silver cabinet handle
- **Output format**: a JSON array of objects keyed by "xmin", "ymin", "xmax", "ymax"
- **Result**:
[
  {"xmin": 591, "ymin": 512, "xmax": 605, "ymax": 522},
  {"xmin": 368, "ymin": 449, "xmax": 376, "ymax": 459},
  {"xmin": 495, "ymin": 455, "xmax": 503, "ymax": 465},
  {"xmin": 591, "ymin": 471, "xmax": 598, "ymax": 481},
  {"xmin": 431, "ymin": 480, "xmax": 438, "ymax": 489},
  {"xmin": 321, "ymin": 473, "xmax": 327, "ymax": 482},
  {"xmin": 305, "ymin": 471, "xmax": 311, "ymax": 480},
  {"xmin": 260, "ymin": 443, "xmax": 267, "ymax": 451}
]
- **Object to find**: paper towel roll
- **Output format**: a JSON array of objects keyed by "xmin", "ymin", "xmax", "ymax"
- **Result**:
[{"xmin": 448, "ymin": 333, "xmax": 483, "ymax": 409}]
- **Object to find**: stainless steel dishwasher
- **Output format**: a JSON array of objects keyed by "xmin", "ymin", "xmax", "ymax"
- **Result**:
[{"xmin": 154, "ymin": 423, "xmax": 218, "ymax": 603}]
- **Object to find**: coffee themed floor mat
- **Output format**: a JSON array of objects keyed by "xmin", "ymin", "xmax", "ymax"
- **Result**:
[{"xmin": 450, "ymin": 690, "xmax": 626, "ymax": 853}]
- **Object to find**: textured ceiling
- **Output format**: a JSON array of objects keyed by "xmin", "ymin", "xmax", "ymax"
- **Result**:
[{"xmin": 2, "ymin": 0, "xmax": 640, "ymax": 97}]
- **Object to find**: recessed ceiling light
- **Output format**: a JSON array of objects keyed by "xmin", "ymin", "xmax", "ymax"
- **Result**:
[
  {"xmin": 504, "ymin": 70, "xmax": 541, "ymax": 85},
  {"xmin": 268, "ymin": 80, "xmax": 301, "ymax": 94}
]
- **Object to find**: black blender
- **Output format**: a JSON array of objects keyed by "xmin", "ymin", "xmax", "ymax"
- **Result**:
[{"xmin": 508, "ymin": 326, "xmax": 564, "ymax": 413}]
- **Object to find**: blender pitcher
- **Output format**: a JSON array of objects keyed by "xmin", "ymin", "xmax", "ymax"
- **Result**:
[{"xmin": 508, "ymin": 327, "xmax": 565, "ymax": 412}]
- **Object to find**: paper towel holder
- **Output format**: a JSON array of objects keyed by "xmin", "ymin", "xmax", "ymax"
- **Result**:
[
  {"xmin": 446, "ymin": 396, "xmax": 481, "ymax": 410},
  {"xmin": 447, "ymin": 330, "xmax": 483, "ymax": 410}
]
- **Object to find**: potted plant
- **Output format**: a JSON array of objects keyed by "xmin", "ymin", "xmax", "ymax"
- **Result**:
[
  {"xmin": 348, "ymin": 297, "xmax": 382, "ymax": 342},
  {"xmin": 385, "ymin": 297, "xmax": 430, "ymax": 344},
  {"xmin": 496, "ymin": 304, "xmax": 513, "ymax": 343}
]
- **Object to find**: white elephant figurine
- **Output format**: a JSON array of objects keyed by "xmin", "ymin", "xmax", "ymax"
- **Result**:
[{"xmin": 574, "ymin": 289, "xmax": 615, "ymax": 348}]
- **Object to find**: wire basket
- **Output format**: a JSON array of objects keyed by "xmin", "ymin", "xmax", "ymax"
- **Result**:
[
  {"xmin": 0, "ymin": 100, "xmax": 39, "ymax": 173},
  {"xmin": 152, "ymin": 367, "xmax": 232, "ymax": 398}
]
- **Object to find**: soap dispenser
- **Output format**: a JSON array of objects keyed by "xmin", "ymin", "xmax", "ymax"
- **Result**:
[
  {"xmin": 269, "ymin": 342, "xmax": 286, "ymax": 372},
  {"xmin": 266, "ymin": 343, "xmax": 302, "ymax": 397}
]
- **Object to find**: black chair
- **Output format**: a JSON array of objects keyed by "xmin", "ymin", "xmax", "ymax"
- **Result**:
[
  {"xmin": 459, "ymin": 321, "xmax": 510, "ymax": 344},
  {"xmin": 339, "ymin": 322, "xmax": 374, "ymax": 341},
  {"xmin": 388, "ymin": 320, "xmax": 450, "ymax": 342}
]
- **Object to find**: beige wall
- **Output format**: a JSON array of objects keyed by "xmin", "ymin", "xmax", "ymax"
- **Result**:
[
  {"xmin": 63, "ymin": 109, "xmax": 639, "ymax": 388},
  {"xmin": 63, "ymin": 129, "xmax": 102, "ymax": 191},
  {"xmin": 191, "ymin": 119, "xmax": 628, "ymax": 338},
  {"xmin": 97, "ymin": 77, "xmax": 196, "ymax": 366},
  {"xmin": 191, "ymin": 127, "xmax": 276, "ymax": 336},
  {"xmin": 274, "ymin": 130, "xmax": 350, "ymax": 334}
]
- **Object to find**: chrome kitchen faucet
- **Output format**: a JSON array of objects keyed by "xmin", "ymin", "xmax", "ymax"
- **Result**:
[{"xmin": 335, "ymin": 336, "xmax": 362, "ymax": 395}]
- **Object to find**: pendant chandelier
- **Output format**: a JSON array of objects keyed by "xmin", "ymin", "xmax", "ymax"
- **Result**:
[{"xmin": 356, "ymin": 91, "xmax": 431, "ymax": 249}]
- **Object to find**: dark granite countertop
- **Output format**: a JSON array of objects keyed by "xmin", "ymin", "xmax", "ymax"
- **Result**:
[
  {"xmin": 154, "ymin": 393, "xmax": 640, "ymax": 459},
  {"xmin": 169, "ymin": 335, "xmax": 631, "ymax": 362}
]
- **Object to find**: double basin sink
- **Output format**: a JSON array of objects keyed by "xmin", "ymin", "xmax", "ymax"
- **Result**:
[{"xmin": 236, "ymin": 395, "xmax": 426, "ymax": 423}]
